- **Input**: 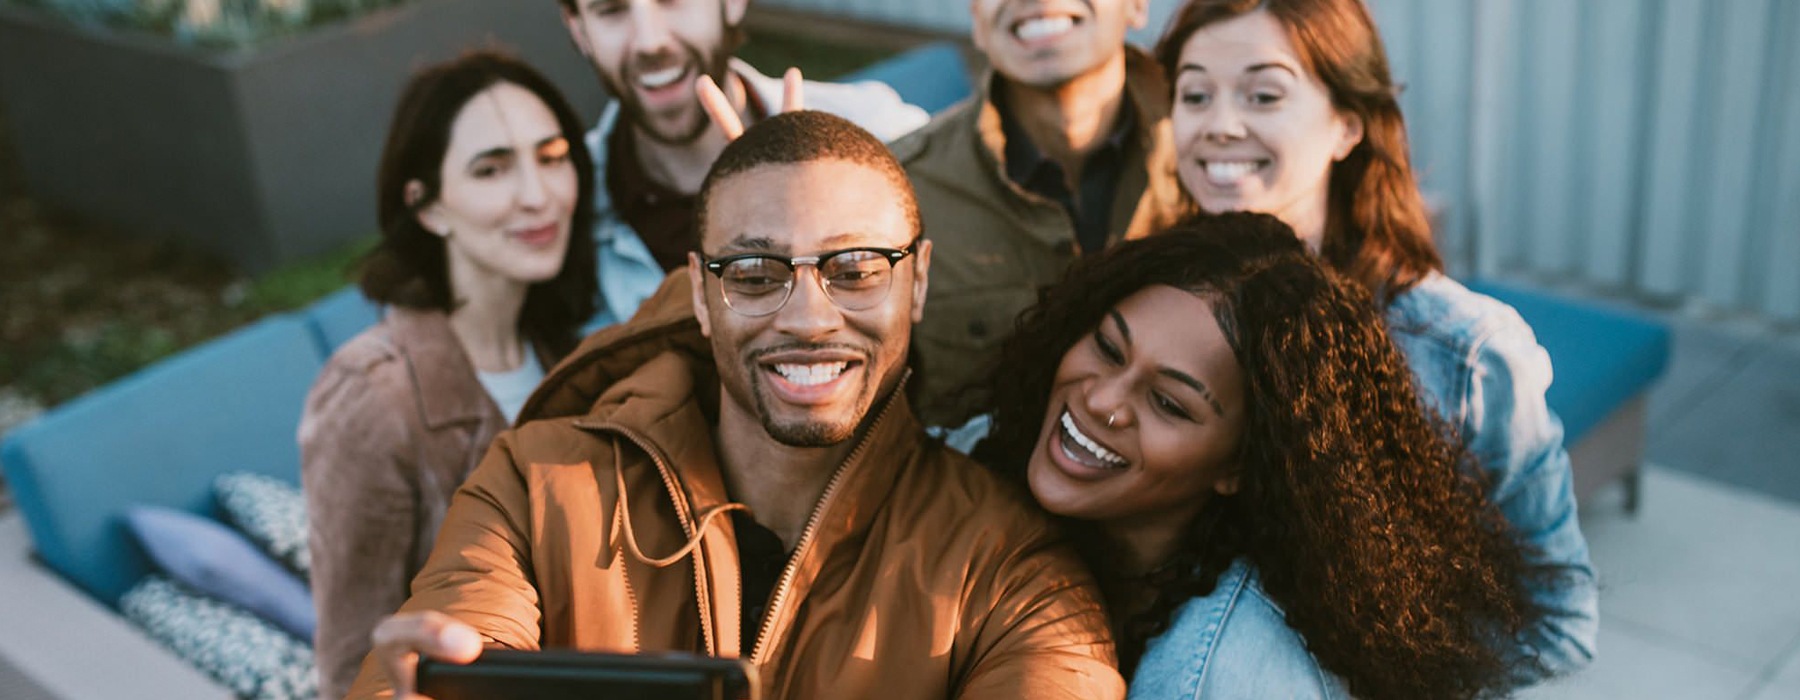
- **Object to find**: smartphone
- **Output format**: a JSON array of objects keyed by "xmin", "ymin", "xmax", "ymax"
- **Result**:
[{"xmin": 416, "ymin": 648, "xmax": 758, "ymax": 700}]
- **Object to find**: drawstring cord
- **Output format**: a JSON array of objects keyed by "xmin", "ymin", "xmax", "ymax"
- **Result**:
[{"xmin": 611, "ymin": 441, "xmax": 748, "ymax": 568}]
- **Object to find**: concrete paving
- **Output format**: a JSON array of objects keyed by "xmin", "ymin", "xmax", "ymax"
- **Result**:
[
  {"xmin": 1647, "ymin": 317, "xmax": 1800, "ymax": 506},
  {"xmin": 1522, "ymin": 468, "xmax": 1800, "ymax": 700}
]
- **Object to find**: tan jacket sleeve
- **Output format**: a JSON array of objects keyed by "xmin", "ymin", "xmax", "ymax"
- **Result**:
[
  {"xmin": 299, "ymin": 355, "xmax": 420, "ymax": 700},
  {"xmin": 343, "ymin": 431, "xmax": 545, "ymax": 699},
  {"xmin": 956, "ymin": 529, "xmax": 1126, "ymax": 700}
]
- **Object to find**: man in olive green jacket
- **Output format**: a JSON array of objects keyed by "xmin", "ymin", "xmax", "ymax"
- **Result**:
[{"xmin": 893, "ymin": 0, "xmax": 1187, "ymax": 428}]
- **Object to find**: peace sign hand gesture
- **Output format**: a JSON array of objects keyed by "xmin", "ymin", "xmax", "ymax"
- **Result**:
[{"xmin": 695, "ymin": 67, "xmax": 806, "ymax": 141}]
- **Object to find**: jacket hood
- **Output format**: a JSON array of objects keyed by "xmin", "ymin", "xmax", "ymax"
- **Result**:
[{"xmin": 519, "ymin": 271, "xmax": 708, "ymax": 425}]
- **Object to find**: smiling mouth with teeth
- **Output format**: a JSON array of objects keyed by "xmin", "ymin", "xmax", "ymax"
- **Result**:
[
  {"xmin": 636, "ymin": 65, "xmax": 688, "ymax": 90},
  {"xmin": 1059, "ymin": 411, "xmax": 1128, "ymax": 468},
  {"xmin": 1201, "ymin": 159, "xmax": 1270, "ymax": 187},
  {"xmin": 1012, "ymin": 15, "xmax": 1080, "ymax": 43},
  {"xmin": 773, "ymin": 362, "xmax": 850, "ymax": 387}
]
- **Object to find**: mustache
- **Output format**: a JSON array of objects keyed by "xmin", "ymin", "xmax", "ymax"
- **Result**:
[
  {"xmin": 627, "ymin": 48, "xmax": 686, "ymax": 76},
  {"xmin": 747, "ymin": 342, "xmax": 872, "ymax": 362}
]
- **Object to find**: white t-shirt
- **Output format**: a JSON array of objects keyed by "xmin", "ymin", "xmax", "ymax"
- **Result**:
[{"xmin": 476, "ymin": 346, "xmax": 544, "ymax": 423}]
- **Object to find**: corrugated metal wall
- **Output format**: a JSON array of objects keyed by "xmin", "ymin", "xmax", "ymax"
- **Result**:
[{"xmin": 758, "ymin": 0, "xmax": 1800, "ymax": 321}]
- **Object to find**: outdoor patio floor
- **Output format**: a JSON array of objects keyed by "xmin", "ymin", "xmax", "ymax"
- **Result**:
[
  {"xmin": 1521, "ymin": 467, "xmax": 1800, "ymax": 700},
  {"xmin": 1648, "ymin": 317, "xmax": 1800, "ymax": 506}
]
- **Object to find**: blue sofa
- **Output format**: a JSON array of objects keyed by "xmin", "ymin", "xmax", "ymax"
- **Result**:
[
  {"xmin": 0, "ymin": 286, "xmax": 378, "ymax": 698},
  {"xmin": 1, "ymin": 288, "xmax": 381, "ymax": 607}
]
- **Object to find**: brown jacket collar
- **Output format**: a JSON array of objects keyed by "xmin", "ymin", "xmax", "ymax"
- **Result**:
[
  {"xmin": 519, "ymin": 272, "xmax": 706, "ymax": 425},
  {"xmin": 382, "ymin": 306, "xmax": 495, "ymax": 429},
  {"xmin": 568, "ymin": 343, "xmax": 926, "ymax": 658}
]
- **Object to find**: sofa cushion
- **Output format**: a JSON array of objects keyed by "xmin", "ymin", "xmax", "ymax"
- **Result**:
[
  {"xmin": 0, "ymin": 315, "xmax": 323, "ymax": 605},
  {"xmin": 120, "ymin": 576, "xmax": 317, "ymax": 700},
  {"xmin": 302, "ymin": 286, "xmax": 381, "ymax": 356},
  {"xmin": 1466, "ymin": 281, "xmax": 1672, "ymax": 443},
  {"xmin": 124, "ymin": 506, "xmax": 315, "ymax": 640},
  {"xmin": 216, "ymin": 472, "xmax": 310, "ymax": 577}
]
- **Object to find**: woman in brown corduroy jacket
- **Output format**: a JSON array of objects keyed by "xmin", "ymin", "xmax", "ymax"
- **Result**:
[{"xmin": 298, "ymin": 50, "xmax": 597, "ymax": 700}]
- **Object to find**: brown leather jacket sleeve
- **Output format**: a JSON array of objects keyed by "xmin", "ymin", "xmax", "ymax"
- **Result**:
[
  {"xmin": 300, "ymin": 353, "xmax": 421, "ymax": 700},
  {"xmin": 956, "ymin": 526, "xmax": 1125, "ymax": 699},
  {"xmin": 343, "ymin": 430, "xmax": 545, "ymax": 699}
]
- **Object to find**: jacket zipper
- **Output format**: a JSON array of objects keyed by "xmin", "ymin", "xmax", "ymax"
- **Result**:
[
  {"xmin": 579, "ymin": 421, "xmax": 718, "ymax": 656},
  {"xmin": 748, "ymin": 392, "xmax": 902, "ymax": 665},
  {"xmin": 618, "ymin": 507, "xmax": 642, "ymax": 652}
]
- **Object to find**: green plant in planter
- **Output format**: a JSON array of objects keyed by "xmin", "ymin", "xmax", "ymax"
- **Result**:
[{"xmin": 9, "ymin": 0, "xmax": 415, "ymax": 47}]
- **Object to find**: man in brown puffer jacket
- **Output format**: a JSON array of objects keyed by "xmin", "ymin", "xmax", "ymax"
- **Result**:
[{"xmin": 349, "ymin": 111, "xmax": 1122, "ymax": 700}]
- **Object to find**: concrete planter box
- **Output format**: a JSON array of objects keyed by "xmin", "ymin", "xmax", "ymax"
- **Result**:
[{"xmin": 0, "ymin": 1, "xmax": 604, "ymax": 272}]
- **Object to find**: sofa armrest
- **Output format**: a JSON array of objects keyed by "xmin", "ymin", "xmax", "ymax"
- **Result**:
[{"xmin": 0, "ymin": 514, "xmax": 232, "ymax": 699}]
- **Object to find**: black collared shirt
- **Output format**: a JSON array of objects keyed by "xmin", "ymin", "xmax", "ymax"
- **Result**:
[
  {"xmin": 731, "ymin": 509, "xmax": 788, "ymax": 650},
  {"xmin": 997, "ymin": 90, "xmax": 1137, "ymax": 254}
]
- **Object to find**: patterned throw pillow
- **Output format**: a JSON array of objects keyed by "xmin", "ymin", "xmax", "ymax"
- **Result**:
[
  {"xmin": 215, "ymin": 473, "xmax": 310, "ymax": 576},
  {"xmin": 121, "ymin": 576, "xmax": 318, "ymax": 700}
]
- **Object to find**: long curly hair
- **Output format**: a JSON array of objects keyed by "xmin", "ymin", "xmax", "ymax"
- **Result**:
[{"xmin": 981, "ymin": 212, "xmax": 1545, "ymax": 699}]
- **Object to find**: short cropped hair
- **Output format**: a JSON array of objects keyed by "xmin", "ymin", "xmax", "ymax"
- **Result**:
[{"xmin": 695, "ymin": 110, "xmax": 922, "ymax": 245}]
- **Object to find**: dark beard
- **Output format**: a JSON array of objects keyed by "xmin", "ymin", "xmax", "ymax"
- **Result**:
[
  {"xmin": 748, "ymin": 369, "xmax": 862, "ymax": 448},
  {"xmin": 760, "ymin": 413, "xmax": 855, "ymax": 448},
  {"xmin": 741, "ymin": 342, "xmax": 874, "ymax": 448},
  {"xmin": 597, "ymin": 39, "xmax": 733, "ymax": 146}
]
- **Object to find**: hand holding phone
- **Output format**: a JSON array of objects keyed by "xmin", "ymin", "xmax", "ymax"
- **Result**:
[{"xmin": 368, "ymin": 611, "xmax": 485, "ymax": 700}]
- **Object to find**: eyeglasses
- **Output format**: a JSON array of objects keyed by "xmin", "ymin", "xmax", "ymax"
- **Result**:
[{"xmin": 699, "ymin": 238, "xmax": 921, "ymax": 317}]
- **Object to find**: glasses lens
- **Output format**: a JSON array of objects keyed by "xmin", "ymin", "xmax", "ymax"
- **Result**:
[
  {"xmin": 820, "ymin": 250, "xmax": 895, "ymax": 310},
  {"xmin": 720, "ymin": 258, "xmax": 793, "ymax": 315}
]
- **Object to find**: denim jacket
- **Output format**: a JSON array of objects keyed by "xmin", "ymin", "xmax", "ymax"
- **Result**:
[
  {"xmin": 1386, "ymin": 273, "xmax": 1598, "ymax": 680},
  {"xmin": 1129, "ymin": 273, "xmax": 1598, "ymax": 697},
  {"xmin": 1129, "ymin": 560, "xmax": 1350, "ymax": 699},
  {"xmin": 582, "ymin": 59, "xmax": 929, "ymax": 333}
]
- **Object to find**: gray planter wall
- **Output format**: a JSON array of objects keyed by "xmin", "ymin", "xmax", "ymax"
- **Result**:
[{"xmin": 0, "ymin": 0, "xmax": 606, "ymax": 273}]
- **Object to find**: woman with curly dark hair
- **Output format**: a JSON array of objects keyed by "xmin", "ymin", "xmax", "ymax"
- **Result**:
[
  {"xmin": 1151, "ymin": 0, "xmax": 1596, "ymax": 683},
  {"xmin": 980, "ymin": 212, "xmax": 1547, "ymax": 699}
]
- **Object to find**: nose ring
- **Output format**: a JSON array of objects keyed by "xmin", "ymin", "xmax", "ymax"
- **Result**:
[{"xmin": 1106, "ymin": 412, "xmax": 1117, "ymax": 428}]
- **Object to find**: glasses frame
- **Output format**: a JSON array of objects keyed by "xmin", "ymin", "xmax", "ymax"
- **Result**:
[{"xmin": 698, "ymin": 237, "xmax": 923, "ymax": 317}]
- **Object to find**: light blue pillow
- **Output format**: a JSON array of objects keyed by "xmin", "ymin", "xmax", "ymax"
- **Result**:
[{"xmin": 124, "ymin": 506, "xmax": 315, "ymax": 640}]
